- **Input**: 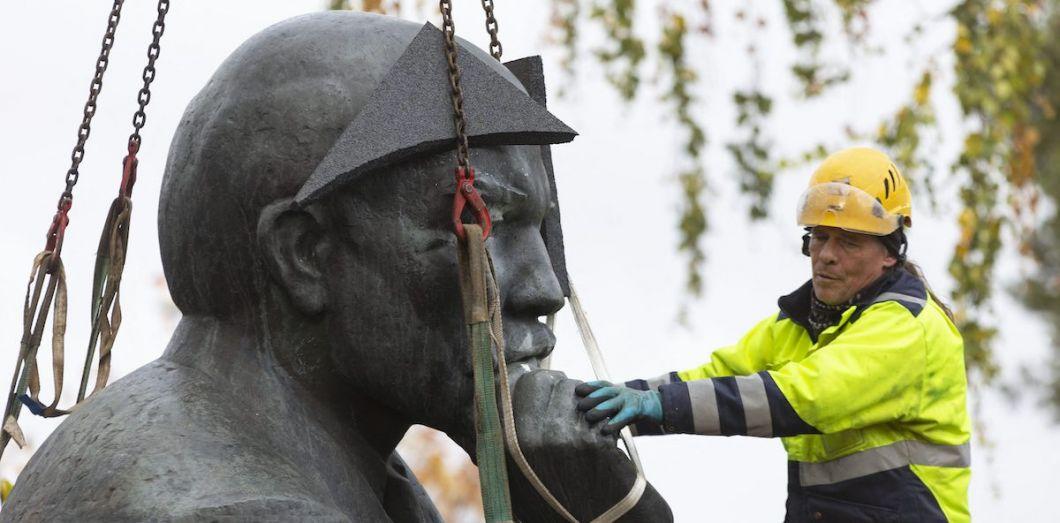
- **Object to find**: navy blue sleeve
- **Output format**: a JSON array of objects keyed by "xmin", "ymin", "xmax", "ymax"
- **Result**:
[{"xmin": 656, "ymin": 372, "xmax": 819, "ymax": 437}]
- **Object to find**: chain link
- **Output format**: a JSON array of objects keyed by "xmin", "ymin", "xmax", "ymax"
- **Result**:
[
  {"xmin": 480, "ymin": 0, "xmax": 502, "ymax": 61},
  {"xmin": 440, "ymin": 0, "xmax": 506, "ymax": 171},
  {"xmin": 129, "ymin": 0, "xmax": 169, "ymax": 147},
  {"xmin": 64, "ymin": 0, "xmax": 125, "ymax": 198},
  {"xmin": 440, "ymin": 0, "xmax": 471, "ymax": 172}
]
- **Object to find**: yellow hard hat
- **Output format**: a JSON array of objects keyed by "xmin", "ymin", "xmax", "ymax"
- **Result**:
[{"xmin": 797, "ymin": 147, "xmax": 912, "ymax": 235}]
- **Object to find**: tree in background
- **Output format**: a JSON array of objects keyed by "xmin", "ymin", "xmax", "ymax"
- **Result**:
[
  {"xmin": 1015, "ymin": 6, "xmax": 1060, "ymax": 419},
  {"xmin": 397, "ymin": 426, "xmax": 483, "ymax": 523},
  {"xmin": 328, "ymin": 1, "xmax": 1060, "ymax": 413}
]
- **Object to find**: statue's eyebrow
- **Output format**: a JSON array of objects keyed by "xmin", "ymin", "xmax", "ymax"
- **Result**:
[{"xmin": 473, "ymin": 172, "xmax": 529, "ymax": 203}]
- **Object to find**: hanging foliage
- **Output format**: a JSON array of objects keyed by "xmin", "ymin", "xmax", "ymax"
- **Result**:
[
  {"xmin": 589, "ymin": 0, "xmax": 646, "ymax": 101},
  {"xmin": 1016, "ymin": 3, "xmax": 1060, "ymax": 419},
  {"xmin": 659, "ymin": 11, "xmax": 708, "ymax": 295},
  {"xmin": 782, "ymin": 0, "xmax": 851, "ymax": 97},
  {"xmin": 547, "ymin": 0, "xmax": 582, "ymax": 85},
  {"xmin": 876, "ymin": 70, "xmax": 940, "ymax": 208},
  {"xmin": 329, "ymin": 0, "xmax": 399, "ymax": 12},
  {"xmin": 726, "ymin": 9, "xmax": 775, "ymax": 221},
  {"xmin": 948, "ymin": 0, "xmax": 1049, "ymax": 389}
]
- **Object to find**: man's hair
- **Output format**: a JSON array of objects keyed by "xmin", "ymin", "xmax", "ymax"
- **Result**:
[
  {"xmin": 897, "ymin": 259, "xmax": 955, "ymax": 321},
  {"xmin": 878, "ymin": 228, "xmax": 955, "ymax": 321}
]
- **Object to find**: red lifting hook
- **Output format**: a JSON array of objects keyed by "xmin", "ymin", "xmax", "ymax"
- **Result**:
[
  {"xmin": 452, "ymin": 167, "xmax": 492, "ymax": 240},
  {"xmin": 120, "ymin": 140, "xmax": 140, "ymax": 199},
  {"xmin": 44, "ymin": 196, "xmax": 73, "ymax": 259}
]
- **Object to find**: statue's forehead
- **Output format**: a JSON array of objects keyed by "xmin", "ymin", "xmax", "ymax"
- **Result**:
[
  {"xmin": 471, "ymin": 146, "xmax": 550, "ymax": 200},
  {"xmin": 387, "ymin": 145, "xmax": 548, "ymax": 208},
  {"xmin": 293, "ymin": 23, "xmax": 576, "ymax": 206}
]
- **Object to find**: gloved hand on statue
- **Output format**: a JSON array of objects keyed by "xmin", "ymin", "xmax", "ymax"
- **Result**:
[
  {"xmin": 574, "ymin": 381, "xmax": 663, "ymax": 434},
  {"xmin": 505, "ymin": 370, "xmax": 673, "ymax": 521}
]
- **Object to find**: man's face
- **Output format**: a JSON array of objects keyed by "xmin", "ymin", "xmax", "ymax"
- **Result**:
[
  {"xmin": 808, "ymin": 226, "xmax": 897, "ymax": 305},
  {"xmin": 323, "ymin": 144, "xmax": 564, "ymax": 443}
]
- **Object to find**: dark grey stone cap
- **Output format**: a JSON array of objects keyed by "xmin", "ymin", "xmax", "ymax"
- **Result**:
[{"xmin": 295, "ymin": 22, "xmax": 578, "ymax": 205}]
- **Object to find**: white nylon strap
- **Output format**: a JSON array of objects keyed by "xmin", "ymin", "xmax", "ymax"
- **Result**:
[{"xmin": 569, "ymin": 282, "xmax": 647, "ymax": 522}]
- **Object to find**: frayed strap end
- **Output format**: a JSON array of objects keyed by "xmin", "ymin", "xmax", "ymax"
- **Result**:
[{"xmin": 3, "ymin": 416, "xmax": 27, "ymax": 449}]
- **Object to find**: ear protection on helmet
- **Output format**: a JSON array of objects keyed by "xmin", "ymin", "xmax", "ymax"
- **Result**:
[
  {"xmin": 801, "ymin": 228, "xmax": 811, "ymax": 257},
  {"xmin": 881, "ymin": 227, "xmax": 909, "ymax": 265}
]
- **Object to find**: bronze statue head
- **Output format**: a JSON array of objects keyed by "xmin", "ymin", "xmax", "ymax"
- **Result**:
[{"xmin": 159, "ymin": 11, "xmax": 573, "ymax": 443}]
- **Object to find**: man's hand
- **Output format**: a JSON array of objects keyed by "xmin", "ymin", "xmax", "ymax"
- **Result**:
[
  {"xmin": 509, "ymin": 370, "xmax": 672, "ymax": 522},
  {"xmin": 574, "ymin": 381, "xmax": 663, "ymax": 434}
]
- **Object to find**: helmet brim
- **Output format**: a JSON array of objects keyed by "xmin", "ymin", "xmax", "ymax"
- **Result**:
[{"xmin": 797, "ymin": 182, "xmax": 903, "ymax": 236}]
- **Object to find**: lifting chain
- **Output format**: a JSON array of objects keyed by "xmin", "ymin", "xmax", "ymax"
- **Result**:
[
  {"xmin": 480, "ymin": 0, "xmax": 503, "ymax": 61},
  {"xmin": 439, "ymin": 0, "xmax": 470, "ymax": 172},
  {"xmin": 128, "ymin": 0, "xmax": 169, "ymax": 150},
  {"xmin": 64, "ymin": 0, "xmax": 125, "ymax": 201},
  {"xmin": 439, "ymin": 0, "xmax": 505, "ymax": 171}
]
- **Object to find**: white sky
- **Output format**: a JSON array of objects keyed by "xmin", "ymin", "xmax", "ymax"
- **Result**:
[{"xmin": 0, "ymin": 1, "xmax": 1057, "ymax": 521}]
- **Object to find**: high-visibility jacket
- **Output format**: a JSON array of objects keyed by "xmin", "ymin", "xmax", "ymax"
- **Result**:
[{"xmin": 628, "ymin": 269, "xmax": 971, "ymax": 522}]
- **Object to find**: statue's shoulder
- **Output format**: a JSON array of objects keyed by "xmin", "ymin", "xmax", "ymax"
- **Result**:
[{"xmin": 1, "ymin": 359, "xmax": 346, "ymax": 521}]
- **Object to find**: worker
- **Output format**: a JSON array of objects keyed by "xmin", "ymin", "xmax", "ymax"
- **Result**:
[{"xmin": 575, "ymin": 147, "xmax": 971, "ymax": 522}]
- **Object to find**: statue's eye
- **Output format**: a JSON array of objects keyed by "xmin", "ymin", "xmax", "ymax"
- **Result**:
[{"xmin": 417, "ymin": 235, "xmax": 451, "ymax": 254}]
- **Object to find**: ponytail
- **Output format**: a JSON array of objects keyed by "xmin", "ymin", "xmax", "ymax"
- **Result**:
[
  {"xmin": 879, "ymin": 228, "xmax": 953, "ymax": 321},
  {"xmin": 897, "ymin": 259, "xmax": 955, "ymax": 322}
]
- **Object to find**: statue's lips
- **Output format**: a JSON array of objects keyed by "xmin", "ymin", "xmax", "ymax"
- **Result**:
[
  {"xmin": 461, "ymin": 320, "xmax": 555, "ymax": 378},
  {"xmin": 507, "ymin": 321, "xmax": 557, "ymax": 362}
]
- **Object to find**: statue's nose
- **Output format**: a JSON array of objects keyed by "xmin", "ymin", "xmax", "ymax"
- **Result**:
[{"xmin": 491, "ymin": 230, "xmax": 565, "ymax": 319}]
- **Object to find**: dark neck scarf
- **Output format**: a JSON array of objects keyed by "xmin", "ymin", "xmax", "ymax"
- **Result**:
[
  {"xmin": 806, "ymin": 269, "xmax": 901, "ymax": 339},
  {"xmin": 808, "ymin": 293, "xmax": 850, "ymax": 338}
]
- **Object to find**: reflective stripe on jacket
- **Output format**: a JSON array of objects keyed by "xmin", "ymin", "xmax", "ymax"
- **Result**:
[{"xmin": 627, "ymin": 269, "xmax": 971, "ymax": 522}]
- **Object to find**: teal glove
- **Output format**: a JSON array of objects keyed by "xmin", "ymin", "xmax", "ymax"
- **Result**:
[{"xmin": 574, "ymin": 380, "xmax": 663, "ymax": 435}]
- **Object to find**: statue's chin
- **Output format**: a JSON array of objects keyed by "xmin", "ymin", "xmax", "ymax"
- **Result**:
[{"xmin": 439, "ymin": 358, "xmax": 545, "ymax": 461}]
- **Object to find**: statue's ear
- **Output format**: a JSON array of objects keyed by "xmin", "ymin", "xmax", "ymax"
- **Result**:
[{"xmin": 257, "ymin": 200, "xmax": 332, "ymax": 315}]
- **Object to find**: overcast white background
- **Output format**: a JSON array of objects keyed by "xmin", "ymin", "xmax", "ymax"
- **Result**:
[{"xmin": 0, "ymin": 1, "xmax": 1057, "ymax": 521}]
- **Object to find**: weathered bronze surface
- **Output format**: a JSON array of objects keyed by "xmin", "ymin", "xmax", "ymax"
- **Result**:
[{"xmin": 2, "ymin": 12, "xmax": 670, "ymax": 521}]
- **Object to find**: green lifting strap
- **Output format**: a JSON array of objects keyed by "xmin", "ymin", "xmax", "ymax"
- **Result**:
[
  {"xmin": 458, "ymin": 224, "xmax": 513, "ymax": 523},
  {"xmin": 470, "ymin": 320, "xmax": 513, "ymax": 522}
]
